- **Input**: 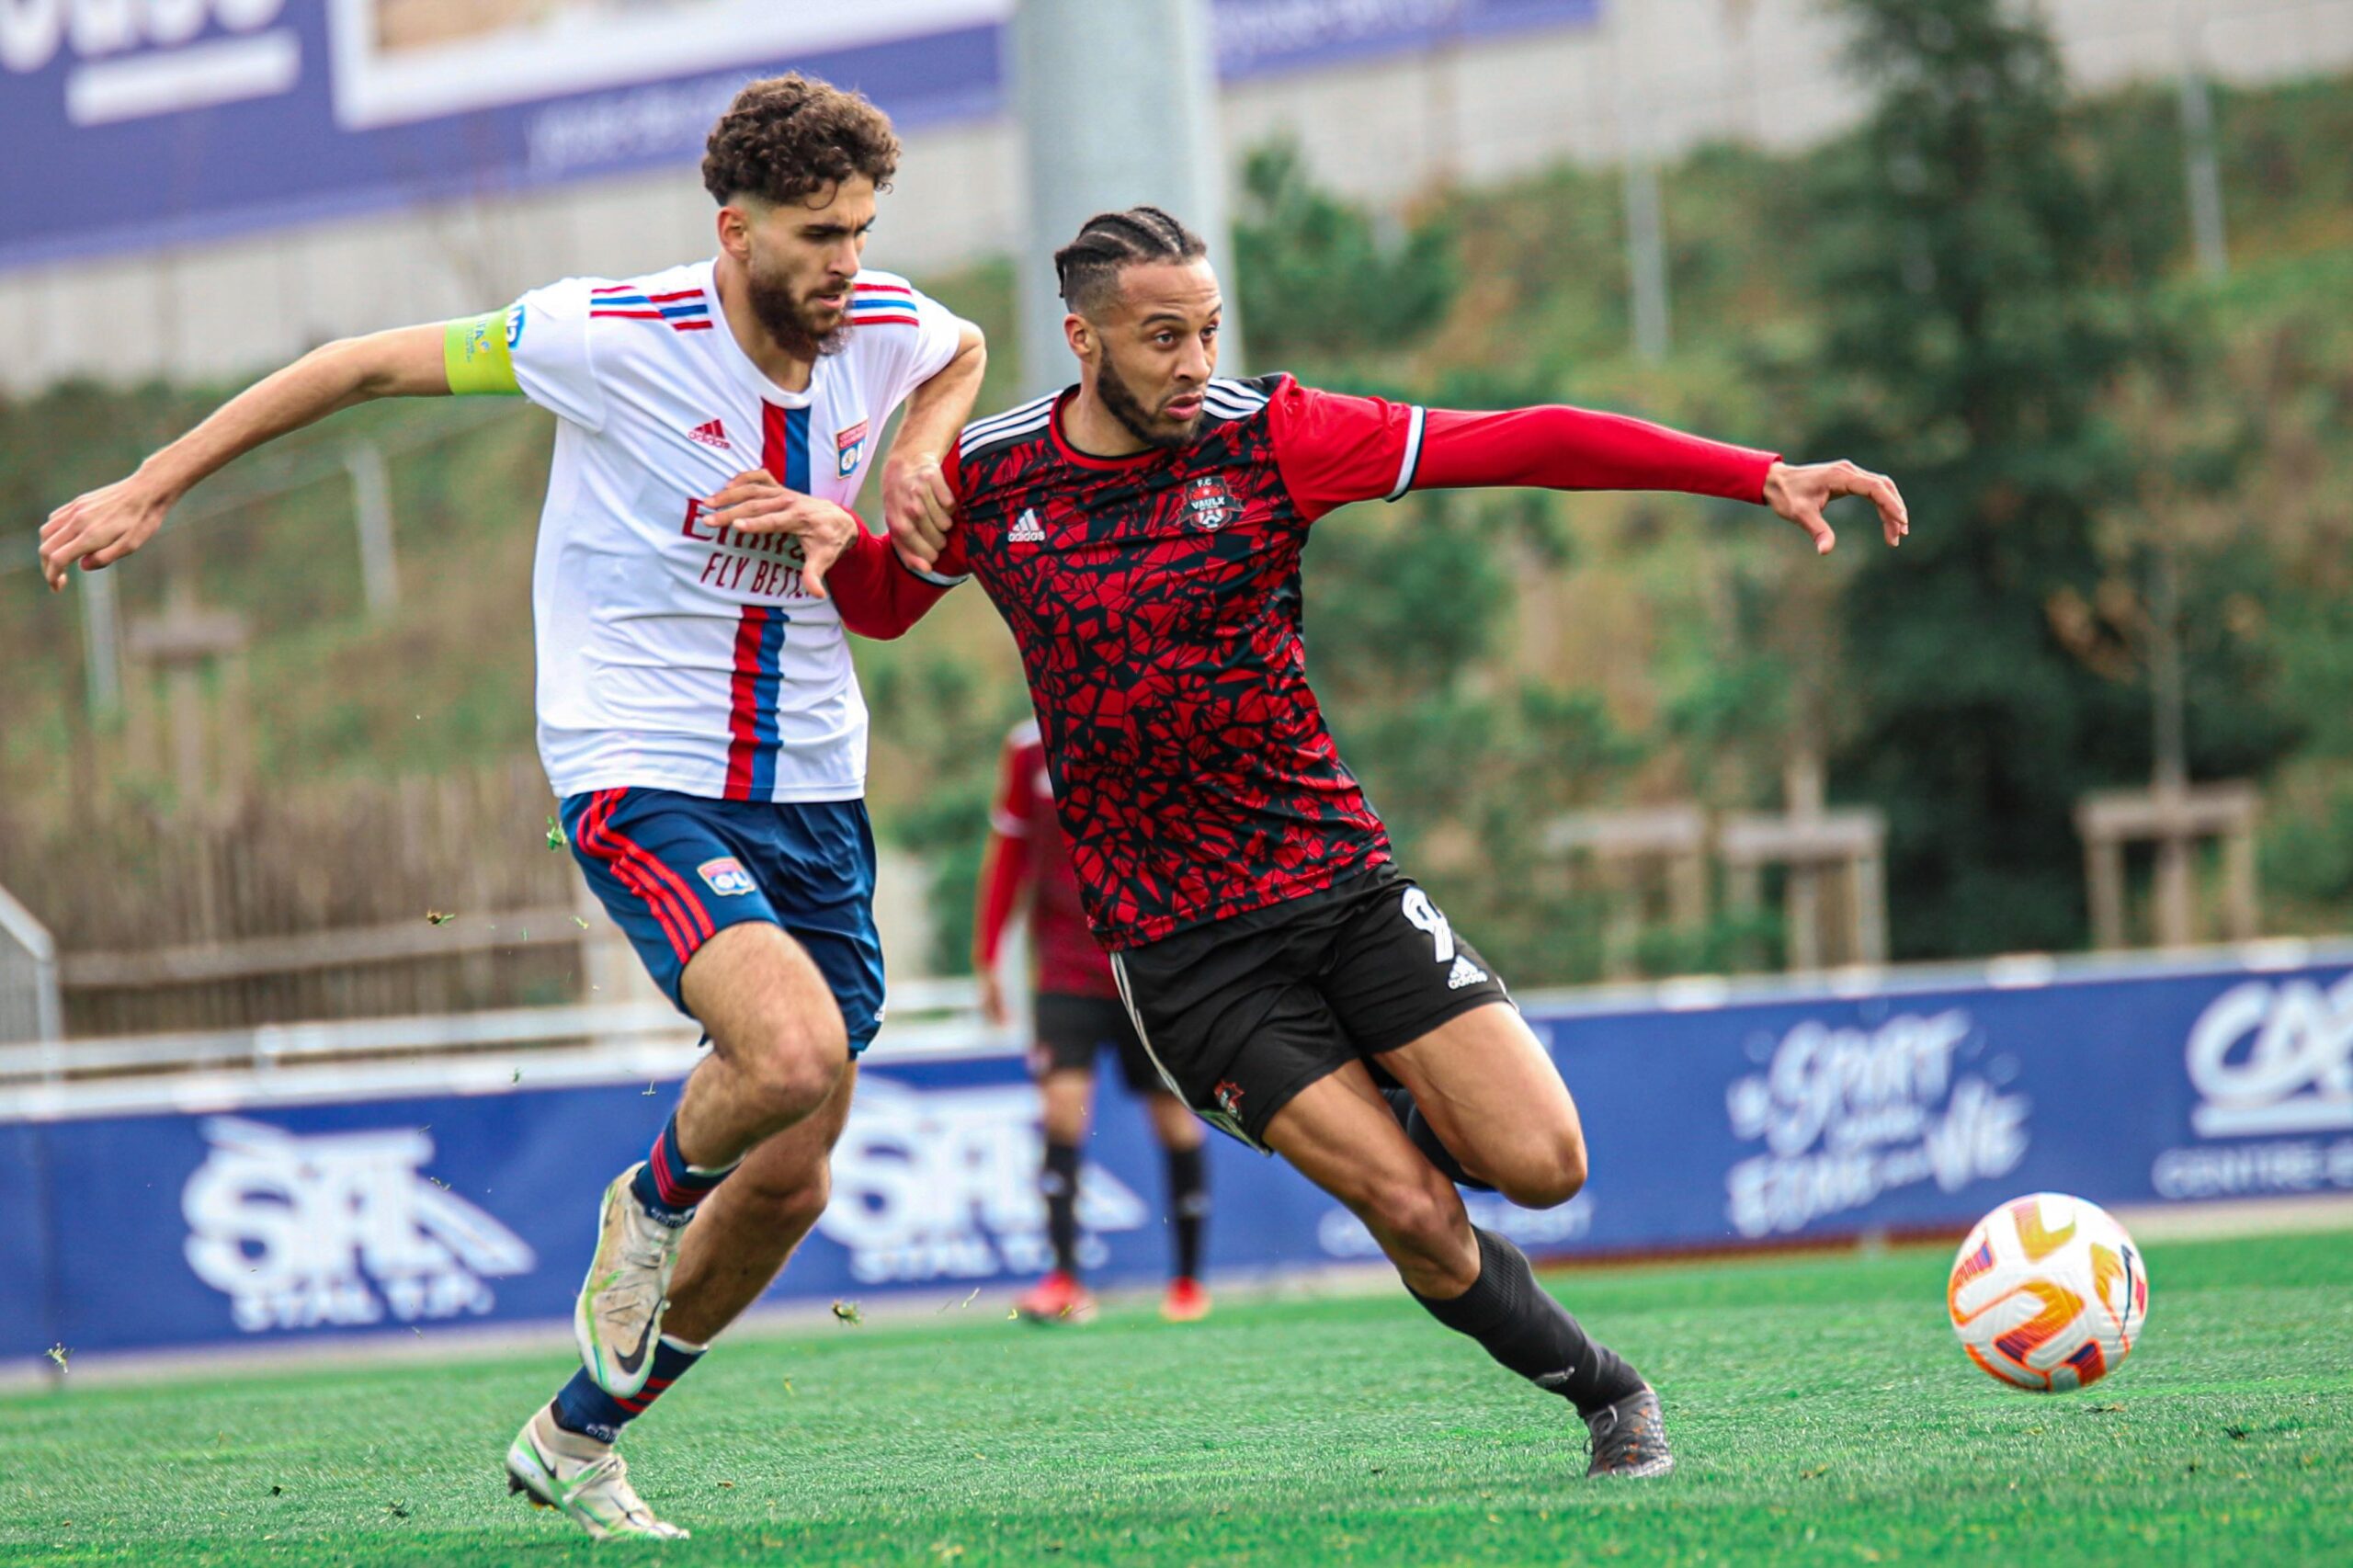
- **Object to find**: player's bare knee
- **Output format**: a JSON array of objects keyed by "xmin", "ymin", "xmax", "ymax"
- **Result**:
[
  {"xmin": 1496, "ymin": 1129, "xmax": 1588, "ymax": 1210},
  {"xmin": 739, "ymin": 1022, "xmax": 847, "ymax": 1121}
]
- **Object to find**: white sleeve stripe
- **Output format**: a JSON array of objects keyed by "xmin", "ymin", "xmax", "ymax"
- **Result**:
[
  {"xmin": 1385, "ymin": 405, "xmax": 1427, "ymax": 502},
  {"xmin": 990, "ymin": 811, "xmax": 1029, "ymax": 836},
  {"xmin": 905, "ymin": 562, "xmax": 970, "ymax": 587},
  {"xmin": 960, "ymin": 394, "xmax": 1057, "ymax": 447},
  {"xmin": 961, "ymin": 403, "xmax": 1045, "ymax": 443},
  {"xmin": 959, "ymin": 410, "xmax": 1052, "ymax": 457}
]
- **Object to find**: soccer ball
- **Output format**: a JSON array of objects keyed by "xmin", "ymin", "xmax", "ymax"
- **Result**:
[{"xmin": 1947, "ymin": 1192, "xmax": 2149, "ymax": 1392}]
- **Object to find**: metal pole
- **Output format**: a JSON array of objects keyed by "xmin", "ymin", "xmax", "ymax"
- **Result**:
[
  {"xmin": 79, "ymin": 566, "xmax": 120, "ymax": 718},
  {"xmin": 347, "ymin": 442, "xmax": 400, "ymax": 616},
  {"xmin": 1012, "ymin": 0, "xmax": 1241, "ymax": 398},
  {"xmin": 2177, "ymin": 3, "xmax": 2229, "ymax": 280},
  {"xmin": 1613, "ymin": 6, "xmax": 1670, "ymax": 363}
]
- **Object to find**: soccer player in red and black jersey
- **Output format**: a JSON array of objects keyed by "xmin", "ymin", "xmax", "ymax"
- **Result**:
[
  {"xmin": 975, "ymin": 716, "xmax": 1211, "ymax": 1325},
  {"xmin": 739, "ymin": 206, "xmax": 1907, "ymax": 1478}
]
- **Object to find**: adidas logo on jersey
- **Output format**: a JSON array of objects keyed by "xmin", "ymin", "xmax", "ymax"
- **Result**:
[
  {"xmin": 1009, "ymin": 506, "xmax": 1045, "ymax": 542},
  {"xmin": 688, "ymin": 419, "xmax": 730, "ymax": 450},
  {"xmin": 1447, "ymin": 955, "xmax": 1489, "ymax": 991}
]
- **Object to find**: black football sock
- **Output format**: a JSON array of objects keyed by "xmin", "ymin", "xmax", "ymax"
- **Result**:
[
  {"xmin": 1409, "ymin": 1228, "xmax": 1645, "ymax": 1417},
  {"xmin": 1381, "ymin": 1087, "xmax": 1496, "ymax": 1193},
  {"xmin": 1041, "ymin": 1139, "xmax": 1082, "ymax": 1276},
  {"xmin": 1165, "ymin": 1142, "xmax": 1208, "ymax": 1280}
]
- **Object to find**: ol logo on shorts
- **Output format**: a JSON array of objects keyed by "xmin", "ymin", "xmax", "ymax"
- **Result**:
[{"xmin": 698, "ymin": 857, "xmax": 756, "ymax": 897}]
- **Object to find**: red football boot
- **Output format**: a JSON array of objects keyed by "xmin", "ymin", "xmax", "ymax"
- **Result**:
[
  {"xmin": 1160, "ymin": 1276, "xmax": 1211, "ymax": 1323},
  {"xmin": 1015, "ymin": 1270, "xmax": 1097, "ymax": 1324}
]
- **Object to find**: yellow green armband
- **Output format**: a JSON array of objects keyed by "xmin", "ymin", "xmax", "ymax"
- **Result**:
[{"xmin": 442, "ymin": 308, "xmax": 521, "ymax": 395}]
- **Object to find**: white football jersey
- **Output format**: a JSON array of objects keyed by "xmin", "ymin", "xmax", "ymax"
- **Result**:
[{"xmin": 503, "ymin": 258, "xmax": 960, "ymax": 802}]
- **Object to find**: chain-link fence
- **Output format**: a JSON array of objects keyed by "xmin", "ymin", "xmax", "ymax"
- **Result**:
[{"xmin": 0, "ymin": 881, "xmax": 62, "ymax": 1050}]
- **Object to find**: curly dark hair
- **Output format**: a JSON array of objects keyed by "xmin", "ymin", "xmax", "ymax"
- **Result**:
[{"xmin": 701, "ymin": 74, "xmax": 900, "ymax": 208}]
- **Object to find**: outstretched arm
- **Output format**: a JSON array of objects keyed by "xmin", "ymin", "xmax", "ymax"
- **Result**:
[
  {"xmin": 38, "ymin": 324, "xmax": 451, "ymax": 589},
  {"xmin": 1271, "ymin": 381, "xmax": 1908, "ymax": 551},
  {"xmin": 1416, "ymin": 404, "xmax": 1907, "ymax": 552}
]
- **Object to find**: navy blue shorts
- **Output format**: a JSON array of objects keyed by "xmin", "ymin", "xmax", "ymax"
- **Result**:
[{"xmin": 562, "ymin": 788, "xmax": 886, "ymax": 1052}]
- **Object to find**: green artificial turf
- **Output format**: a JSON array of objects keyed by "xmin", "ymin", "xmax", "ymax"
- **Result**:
[{"xmin": 3, "ymin": 1230, "xmax": 2347, "ymax": 1565}]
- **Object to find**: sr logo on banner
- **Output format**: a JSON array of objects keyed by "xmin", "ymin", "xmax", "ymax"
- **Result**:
[{"xmin": 182, "ymin": 1118, "xmax": 534, "ymax": 1333}]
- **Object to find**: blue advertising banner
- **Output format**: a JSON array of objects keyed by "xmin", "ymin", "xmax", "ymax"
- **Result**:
[
  {"xmin": 0, "ymin": 1, "xmax": 1603, "ymax": 273},
  {"xmin": 14, "ymin": 949, "xmax": 2349, "ymax": 1366}
]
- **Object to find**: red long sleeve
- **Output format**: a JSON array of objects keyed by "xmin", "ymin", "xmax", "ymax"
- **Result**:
[
  {"xmin": 1264, "ymin": 374, "xmax": 1779, "ymax": 520},
  {"xmin": 827, "ymin": 523, "xmax": 961, "ymax": 640},
  {"xmin": 1414, "ymin": 404, "xmax": 1778, "ymax": 502},
  {"xmin": 972, "ymin": 736, "xmax": 1034, "ymax": 969}
]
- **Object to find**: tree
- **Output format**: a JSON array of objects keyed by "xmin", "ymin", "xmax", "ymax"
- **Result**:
[
  {"xmin": 1798, "ymin": 0, "xmax": 2284, "ymax": 958},
  {"xmin": 1232, "ymin": 140, "xmax": 1458, "ymax": 367}
]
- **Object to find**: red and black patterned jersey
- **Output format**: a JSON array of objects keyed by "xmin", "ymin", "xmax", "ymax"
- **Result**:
[
  {"xmin": 902, "ymin": 373, "xmax": 1779, "ymax": 952},
  {"xmin": 924, "ymin": 375, "xmax": 1415, "ymax": 949}
]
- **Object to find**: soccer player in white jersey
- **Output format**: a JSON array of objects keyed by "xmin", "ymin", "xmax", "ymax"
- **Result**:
[{"xmin": 40, "ymin": 76, "xmax": 985, "ymax": 1541}]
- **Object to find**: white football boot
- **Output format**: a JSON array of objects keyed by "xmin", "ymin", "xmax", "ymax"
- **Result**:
[
  {"xmin": 506, "ymin": 1404, "xmax": 688, "ymax": 1541},
  {"xmin": 575, "ymin": 1163, "xmax": 684, "ymax": 1397}
]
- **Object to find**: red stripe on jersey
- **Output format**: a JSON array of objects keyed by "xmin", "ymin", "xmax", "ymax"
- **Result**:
[
  {"xmin": 673, "ymin": 321, "xmax": 714, "ymax": 331},
  {"xmin": 722, "ymin": 608, "xmax": 769, "ymax": 800},
  {"xmin": 589, "ymin": 309, "xmax": 665, "ymax": 319},
  {"xmin": 644, "ymin": 289, "xmax": 706, "ymax": 302},
  {"xmin": 852, "ymin": 283, "xmax": 914, "ymax": 297},
  {"xmin": 853, "ymin": 313, "xmax": 920, "ymax": 328}
]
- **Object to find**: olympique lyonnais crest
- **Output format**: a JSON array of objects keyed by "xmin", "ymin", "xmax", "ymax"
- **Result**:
[
  {"xmin": 1184, "ymin": 474, "xmax": 1236, "ymax": 531},
  {"xmin": 836, "ymin": 420, "xmax": 869, "ymax": 477},
  {"xmin": 698, "ymin": 857, "xmax": 757, "ymax": 897}
]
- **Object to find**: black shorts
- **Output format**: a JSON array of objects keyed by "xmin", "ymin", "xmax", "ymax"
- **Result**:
[
  {"xmin": 1031, "ymin": 992, "xmax": 1167, "ymax": 1096},
  {"xmin": 1108, "ymin": 864, "xmax": 1511, "ymax": 1149}
]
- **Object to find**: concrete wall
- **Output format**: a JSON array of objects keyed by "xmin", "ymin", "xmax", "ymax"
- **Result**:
[{"xmin": 6, "ymin": 0, "xmax": 2350, "ymax": 392}]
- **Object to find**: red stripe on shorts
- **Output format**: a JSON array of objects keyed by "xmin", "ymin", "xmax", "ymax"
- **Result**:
[{"xmin": 577, "ymin": 790, "xmax": 694, "ymax": 962}]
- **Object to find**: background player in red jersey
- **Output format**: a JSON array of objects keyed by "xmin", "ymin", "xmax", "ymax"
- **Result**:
[
  {"xmin": 975, "ymin": 717, "xmax": 1211, "ymax": 1325},
  {"xmin": 722, "ymin": 206, "xmax": 1907, "ymax": 1481}
]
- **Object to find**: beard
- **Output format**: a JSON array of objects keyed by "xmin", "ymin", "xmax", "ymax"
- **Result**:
[
  {"xmin": 1097, "ymin": 354, "xmax": 1203, "ymax": 450},
  {"xmin": 746, "ymin": 263, "xmax": 851, "ymax": 361}
]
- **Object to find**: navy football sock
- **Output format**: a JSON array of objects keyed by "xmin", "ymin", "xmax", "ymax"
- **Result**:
[
  {"xmin": 1409, "ymin": 1228, "xmax": 1644, "ymax": 1417},
  {"xmin": 551, "ymin": 1335, "xmax": 709, "ymax": 1444},
  {"xmin": 630, "ymin": 1110, "xmax": 738, "ymax": 1228}
]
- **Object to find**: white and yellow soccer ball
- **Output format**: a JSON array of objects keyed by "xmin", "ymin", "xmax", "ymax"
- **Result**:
[{"xmin": 1947, "ymin": 1192, "xmax": 2149, "ymax": 1392}]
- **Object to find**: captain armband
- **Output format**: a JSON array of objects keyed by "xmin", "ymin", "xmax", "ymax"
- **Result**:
[{"xmin": 442, "ymin": 308, "xmax": 522, "ymax": 396}]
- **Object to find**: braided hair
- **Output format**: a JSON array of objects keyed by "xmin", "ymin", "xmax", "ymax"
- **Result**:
[{"xmin": 1052, "ymin": 207, "xmax": 1208, "ymax": 315}]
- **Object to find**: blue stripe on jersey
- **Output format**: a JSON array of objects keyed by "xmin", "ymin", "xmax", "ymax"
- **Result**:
[
  {"xmin": 749, "ymin": 407, "xmax": 809, "ymax": 800},
  {"xmin": 747, "ymin": 609, "xmax": 789, "ymax": 800},
  {"xmin": 784, "ymin": 404, "xmax": 811, "ymax": 491}
]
